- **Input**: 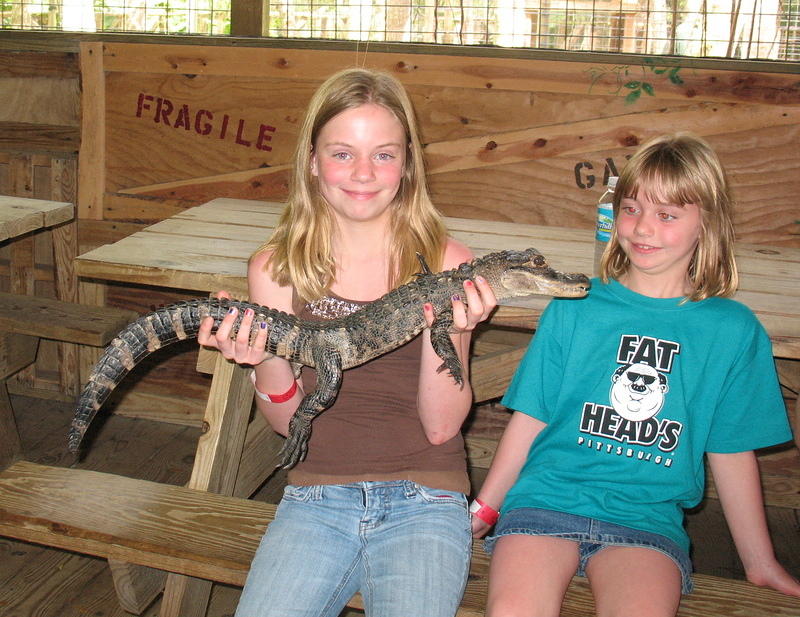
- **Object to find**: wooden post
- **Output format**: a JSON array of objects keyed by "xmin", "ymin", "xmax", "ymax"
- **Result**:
[
  {"xmin": 78, "ymin": 42, "xmax": 106, "ymax": 221},
  {"xmin": 230, "ymin": 0, "xmax": 267, "ymax": 37},
  {"xmin": 51, "ymin": 159, "xmax": 80, "ymax": 396}
]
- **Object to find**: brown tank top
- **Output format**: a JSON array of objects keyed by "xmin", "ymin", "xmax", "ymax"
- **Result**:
[{"xmin": 286, "ymin": 293, "xmax": 470, "ymax": 494}]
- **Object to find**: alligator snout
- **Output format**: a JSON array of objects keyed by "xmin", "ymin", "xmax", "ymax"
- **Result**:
[
  {"xmin": 501, "ymin": 265, "xmax": 590, "ymax": 298},
  {"xmin": 536, "ymin": 271, "xmax": 590, "ymax": 298}
]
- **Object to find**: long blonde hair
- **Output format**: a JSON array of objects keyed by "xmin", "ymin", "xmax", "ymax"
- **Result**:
[
  {"xmin": 601, "ymin": 132, "xmax": 738, "ymax": 300},
  {"xmin": 254, "ymin": 68, "xmax": 446, "ymax": 303}
]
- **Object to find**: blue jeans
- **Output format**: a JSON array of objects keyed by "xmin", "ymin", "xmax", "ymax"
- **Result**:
[{"xmin": 234, "ymin": 481, "xmax": 472, "ymax": 617}]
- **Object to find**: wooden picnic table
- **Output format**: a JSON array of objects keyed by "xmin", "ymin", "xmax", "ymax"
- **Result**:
[
  {"xmin": 73, "ymin": 197, "xmax": 800, "ymax": 617},
  {"xmin": 0, "ymin": 195, "xmax": 76, "ymax": 467},
  {"xmin": 0, "ymin": 196, "xmax": 74, "ymax": 242},
  {"xmin": 76, "ymin": 197, "xmax": 800, "ymax": 359}
]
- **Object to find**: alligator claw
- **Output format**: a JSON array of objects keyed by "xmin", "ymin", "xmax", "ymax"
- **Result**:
[
  {"xmin": 435, "ymin": 359, "xmax": 464, "ymax": 387},
  {"xmin": 280, "ymin": 416, "xmax": 312, "ymax": 469}
]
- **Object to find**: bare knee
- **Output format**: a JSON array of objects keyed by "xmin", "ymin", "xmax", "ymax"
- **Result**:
[
  {"xmin": 486, "ymin": 535, "xmax": 580, "ymax": 617},
  {"xmin": 486, "ymin": 596, "xmax": 563, "ymax": 617},
  {"xmin": 587, "ymin": 546, "xmax": 682, "ymax": 617}
]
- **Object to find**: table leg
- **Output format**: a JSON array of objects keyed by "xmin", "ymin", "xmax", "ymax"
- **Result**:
[
  {"xmin": 0, "ymin": 382, "xmax": 22, "ymax": 469},
  {"xmin": 158, "ymin": 352, "xmax": 255, "ymax": 617},
  {"xmin": 0, "ymin": 333, "xmax": 39, "ymax": 469},
  {"xmin": 52, "ymin": 220, "xmax": 80, "ymax": 396}
]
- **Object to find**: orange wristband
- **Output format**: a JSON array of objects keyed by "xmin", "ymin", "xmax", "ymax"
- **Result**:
[{"xmin": 249, "ymin": 370, "xmax": 297, "ymax": 403}]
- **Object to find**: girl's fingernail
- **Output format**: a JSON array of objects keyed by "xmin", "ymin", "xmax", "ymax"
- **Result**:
[
  {"xmin": 475, "ymin": 275, "xmax": 485, "ymax": 283},
  {"xmin": 452, "ymin": 294, "xmax": 461, "ymax": 302},
  {"xmin": 260, "ymin": 322, "xmax": 267, "ymax": 329},
  {"xmin": 228, "ymin": 307, "xmax": 236, "ymax": 314},
  {"xmin": 424, "ymin": 303, "xmax": 432, "ymax": 311},
  {"xmin": 245, "ymin": 308, "xmax": 254, "ymax": 317},
  {"xmin": 465, "ymin": 280, "xmax": 474, "ymax": 287}
]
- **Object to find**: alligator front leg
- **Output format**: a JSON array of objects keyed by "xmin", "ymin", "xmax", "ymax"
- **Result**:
[
  {"xmin": 429, "ymin": 309, "xmax": 464, "ymax": 387},
  {"xmin": 279, "ymin": 348, "xmax": 343, "ymax": 469}
]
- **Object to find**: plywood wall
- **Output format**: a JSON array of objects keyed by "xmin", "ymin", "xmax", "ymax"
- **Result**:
[
  {"xmin": 81, "ymin": 42, "xmax": 800, "ymax": 248},
  {"xmin": 70, "ymin": 41, "xmax": 799, "ymax": 425},
  {"xmin": 6, "ymin": 41, "xmax": 799, "ymax": 422}
]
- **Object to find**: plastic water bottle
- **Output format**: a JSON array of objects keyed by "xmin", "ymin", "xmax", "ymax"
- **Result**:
[{"xmin": 593, "ymin": 176, "xmax": 617, "ymax": 277}]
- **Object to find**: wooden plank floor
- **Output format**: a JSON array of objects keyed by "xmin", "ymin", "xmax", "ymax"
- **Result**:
[{"xmin": 2, "ymin": 394, "xmax": 798, "ymax": 617}]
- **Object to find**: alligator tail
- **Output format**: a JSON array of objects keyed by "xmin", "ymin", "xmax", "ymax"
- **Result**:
[{"xmin": 67, "ymin": 298, "xmax": 266, "ymax": 454}]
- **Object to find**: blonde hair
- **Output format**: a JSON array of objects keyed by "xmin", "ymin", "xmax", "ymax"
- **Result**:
[
  {"xmin": 253, "ymin": 68, "xmax": 446, "ymax": 303},
  {"xmin": 600, "ymin": 132, "xmax": 738, "ymax": 301}
]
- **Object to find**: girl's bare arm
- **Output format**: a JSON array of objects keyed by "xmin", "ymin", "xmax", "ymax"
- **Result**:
[
  {"xmin": 708, "ymin": 450, "xmax": 800, "ymax": 597},
  {"xmin": 197, "ymin": 251, "xmax": 303, "ymax": 436},
  {"xmin": 416, "ymin": 239, "xmax": 497, "ymax": 444},
  {"xmin": 472, "ymin": 412, "xmax": 546, "ymax": 537}
]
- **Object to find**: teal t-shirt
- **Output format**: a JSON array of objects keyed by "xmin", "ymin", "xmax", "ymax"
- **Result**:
[{"xmin": 500, "ymin": 278, "xmax": 792, "ymax": 552}]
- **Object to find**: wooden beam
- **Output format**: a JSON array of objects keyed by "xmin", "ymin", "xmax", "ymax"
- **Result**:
[
  {"xmin": 0, "ymin": 50, "xmax": 79, "ymax": 77},
  {"xmin": 2, "ymin": 30, "xmax": 799, "ymax": 77},
  {"xmin": 0, "ymin": 123, "xmax": 79, "ymax": 154},
  {"xmin": 118, "ymin": 164, "xmax": 292, "ymax": 201},
  {"xmin": 0, "ymin": 291, "xmax": 138, "ymax": 347},
  {"xmin": 97, "ymin": 43, "xmax": 800, "ymax": 106},
  {"xmin": 77, "ymin": 42, "xmax": 105, "ymax": 220},
  {"xmin": 423, "ymin": 103, "xmax": 800, "ymax": 175},
  {"xmin": 230, "ymin": 0, "xmax": 267, "ymax": 37}
]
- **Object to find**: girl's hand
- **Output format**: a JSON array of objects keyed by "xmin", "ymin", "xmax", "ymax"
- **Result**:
[
  {"xmin": 197, "ymin": 291, "xmax": 272, "ymax": 366},
  {"xmin": 746, "ymin": 560, "xmax": 800, "ymax": 597},
  {"xmin": 424, "ymin": 276, "xmax": 498, "ymax": 333},
  {"xmin": 471, "ymin": 514, "xmax": 492, "ymax": 539}
]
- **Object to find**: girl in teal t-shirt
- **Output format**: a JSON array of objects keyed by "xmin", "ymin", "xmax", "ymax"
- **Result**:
[{"xmin": 470, "ymin": 133, "xmax": 800, "ymax": 616}]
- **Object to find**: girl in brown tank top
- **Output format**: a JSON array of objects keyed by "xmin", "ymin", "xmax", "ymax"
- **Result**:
[{"xmin": 198, "ymin": 68, "xmax": 496, "ymax": 617}]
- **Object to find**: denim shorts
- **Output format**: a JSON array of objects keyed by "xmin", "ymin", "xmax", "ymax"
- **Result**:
[{"xmin": 484, "ymin": 507, "xmax": 693, "ymax": 594}]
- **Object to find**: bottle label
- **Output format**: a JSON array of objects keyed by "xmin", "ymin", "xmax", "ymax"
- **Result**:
[{"xmin": 596, "ymin": 203, "xmax": 613, "ymax": 242}]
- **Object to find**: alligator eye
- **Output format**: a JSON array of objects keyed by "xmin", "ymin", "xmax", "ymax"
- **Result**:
[{"xmin": 533, "ymin": 255, "xmax": 545, "ymax": 266}]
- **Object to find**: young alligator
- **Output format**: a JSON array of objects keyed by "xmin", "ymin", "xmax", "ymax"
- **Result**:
[{"xmin": 68, "ymin": 248, "xmax": 590, "ymax": 468}]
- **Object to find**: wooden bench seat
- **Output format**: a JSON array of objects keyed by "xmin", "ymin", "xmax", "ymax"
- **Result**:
[
  {"xmin": 0, "ymin": 290, "xmax": 138, "ymax": 348},
  {"xmin": 1, "ymin": 461, "xmax": 798, "ymax": 617},
  {"xmin": 0, "ymin": 292, "xmax": 139, "ymax": 467}
]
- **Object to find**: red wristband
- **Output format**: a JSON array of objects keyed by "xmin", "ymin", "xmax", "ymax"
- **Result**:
[
  {"xmin": 250, "ymin": 370, "xmax": 298, "ymax": 403},
  {"xmin": 469, "ymin": 498, "xmax": 499, "ymax": 526}
]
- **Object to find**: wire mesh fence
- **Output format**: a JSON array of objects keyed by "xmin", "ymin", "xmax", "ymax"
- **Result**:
[
  {"xmin": 0, "ymin": 0, "xmax": 231, "ymax": 33},
  {"xmin": 1, "ymin": 0, "xmax": 798, "ymax": 60}
]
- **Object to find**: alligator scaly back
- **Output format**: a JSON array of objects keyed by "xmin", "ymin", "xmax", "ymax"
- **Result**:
[
  {"xmin": 68, "ymin": 248, "xmax": 590, "ymax": 468},
  {"xmin": 67, "ymin": 298, "xmax": 298, "ymax": 454}
]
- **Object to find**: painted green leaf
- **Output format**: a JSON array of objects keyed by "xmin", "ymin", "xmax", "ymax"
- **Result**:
[
  {"xmin": 624, "ymin": 81, "xmax": 641, "ymax": 89},
  {"xmin": 642, "ymin": 82, "xmax": 655, "ymax": 96},
  {"xmin": 668, "ymin": 66, "xmax": 684, "ymax": 84},
  {"xmin": 625, "ymin": 89, "xmax": 642, "ymax": 104}
]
